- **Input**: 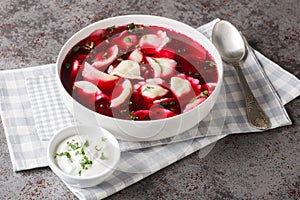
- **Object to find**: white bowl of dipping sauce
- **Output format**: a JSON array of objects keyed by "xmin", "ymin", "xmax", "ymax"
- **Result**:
[{"xmin": 47, "ymin": 125, "xmax": 120, "ymax": 188}]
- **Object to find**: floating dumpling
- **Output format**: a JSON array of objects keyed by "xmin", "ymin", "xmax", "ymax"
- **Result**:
[
  {"xmin": 74, "ymin": 80, "xmax": 100, "ymax": 95},
  {"xmin": 128, "ymin": 49, "xmax": 143, "ymax": 63},
  {"xmin": 145, "ymin": 57, "xmax": 161, "ymax": 78},
  {"xmin": 110, "ymin": 79, "xmax": 132, "ymax": 108},
  {"xmin": 82, "ymin": 62, "xmax": 119, "ymax": 94},
  {"xmin": 146, "ymin": 57, "xmax": 176, "ymax": 78},
  {"xmin": 92, "ymin": 45, "xmax": 119, "ymax": 70},
  {"xmin": 110, "ymin": 60, "xmax": 143, "ymax": 80},
  {"xmin": 73, "ymin": 80, "xmax": 109, "ymax": 109},
  {"xmin": 170, "ymin": 76, "xmax": 192, "ymax": 98},
  {"xmin": 141, "ymin": 84, "xmax": 168, "ymax": 99},
  {"xmin": 139, "ymin": 30, "xmax": 170, "ymax": 52}
]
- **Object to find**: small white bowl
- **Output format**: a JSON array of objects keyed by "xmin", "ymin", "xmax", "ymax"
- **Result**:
[{"xmin": 47, "ymin": 125, "xmax": 120, "ymax": 188}]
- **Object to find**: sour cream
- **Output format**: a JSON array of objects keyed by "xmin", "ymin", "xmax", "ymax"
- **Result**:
[{"xmin": 54, "ymin": 134, "xmax": 116, "ymax": 177}]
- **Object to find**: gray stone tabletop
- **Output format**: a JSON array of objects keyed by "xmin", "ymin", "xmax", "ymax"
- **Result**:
[{"xmin": 0, "ymin": 0, "xmax": 299, "ymax": 199}]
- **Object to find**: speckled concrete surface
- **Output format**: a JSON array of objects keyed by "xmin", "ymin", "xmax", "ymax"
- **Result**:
[{"xmin": 0, "ymin": 0, "xmax": 299, "ymax": 199}]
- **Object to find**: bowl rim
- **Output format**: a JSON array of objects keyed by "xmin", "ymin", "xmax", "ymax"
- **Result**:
[
  {"xmin": 55, "ymin": 14, "xmax": 224, "ymax": 124},
  {"xmin": 47, "ymin": 125, "xmax": 120, "ymax": 180}
]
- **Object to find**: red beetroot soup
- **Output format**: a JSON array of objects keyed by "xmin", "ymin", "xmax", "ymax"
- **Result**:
[{"xmin": 61, "ymin": 23, "xmax": 218, "ymax": 121}]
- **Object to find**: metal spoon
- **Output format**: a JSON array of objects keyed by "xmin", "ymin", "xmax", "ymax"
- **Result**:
[{"xmin": 212, "ymin": 20, "xmax": 270, "ymax": 129}]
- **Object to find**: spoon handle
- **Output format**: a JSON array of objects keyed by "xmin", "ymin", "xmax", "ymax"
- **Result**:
[{"xmin": 233, "ymin": 63, "xmax": 271, "ymax": 129}]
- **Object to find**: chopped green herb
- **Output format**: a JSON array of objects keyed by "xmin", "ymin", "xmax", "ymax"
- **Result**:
[
  {"xmin": 201, "ymin": 90, "xmax": 209, "ymax": 96},
  {"xmin": 54, "ymin": 152, "xmax": 72, "ymax": 162},
  {"xmin": 107, "ymin": 25, "xmax": 115, "ymax": 33},
  {"xmin": 99, "ymin": 104, "xmax": 104, "ymax": 108},
  {"xmin": 78, "ymin": 170, "xmax": 82, "ymax": 176},
  {"xmin": 160, "ymin": 102, "xmax": 168, "ymax": 106},
  {"xmin": 206, "ymin": 60, "xmax": 216, "ymax": 67},
  {"xmin": 188, "ymin": 96, "xmax": 200, "ymax": 104},
  {"xmin": 135, "ymin": 44, "xmax": 140, "ymax": 49},
  {"xmin": 100, "ymin": 152, "xmax": 107, "ymax": 160},
  {"xmin": 127, "ymin": 23, "xmax": 135, "ymax": 29},
  {"xmin": 130, "ymin": 111, "xmax": 138, "ymax": 120},
  {"xmin": 101, "ymin": 33, "xmax": 106, "ymax": 38},
  {"xmin": 169, "ymin": 101, "xmax": 176, "ymax": 105},
  {"xmin": 95, "ymin": 145, "xmax": 102, "ymax": 151},
  {"xmin": 123, "ymin": 37, "xmax": 132, "ymax": 43},
  {"xmin": 80, "ymin": 155, "xmax": 93, "ymax": 170},
  {"xmin": 84, "ymin": 140, "xmax": 89, "ymax": 147},
  {"xmin": 128, "ymin": 101, "xmax": 133, "ymax": 105},
  {"xmin": 143, "ymin": 85, "xmax": 154, "ymax": 92},
  {"xmin": 169, "ymin": 108, "xmax": 175, "ymax": 112},
  {"xmin": 80, "ymin": 147, "xmax": 85, "ymax": 155},
  {"xmin": 142, "ymin": 35, "xmax": 147, "ymax": 40},
  {"xmin": 105, "ymin": 39, "xmax": 110, "ymax": 44},
  {"xmin": 67, "ymin": 141, "xmax": 80, "ymax": 150},
  {"xmin": 72, "ymin": 46, "xmax": 80, "ymax": 52},
  {"xmin": 101, "ymin": 137, "xmax": 107, "ymax": 142}
]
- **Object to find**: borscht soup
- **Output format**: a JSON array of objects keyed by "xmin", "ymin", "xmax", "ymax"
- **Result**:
[{"xmin": 60, "ymin": 23, "xmax": 218, "ymax": 121}]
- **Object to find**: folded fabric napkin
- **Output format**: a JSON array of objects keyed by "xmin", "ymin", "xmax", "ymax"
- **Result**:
[{"xmin": 0, "ymin": 19, "xmax": 299, "ymax": 199}]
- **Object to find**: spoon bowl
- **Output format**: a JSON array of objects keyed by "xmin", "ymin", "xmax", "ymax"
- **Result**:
[
  {"xmin": 212, "ymin": 20, "xmax": 270, "ymax": 130},
  {"xmin": 212, "ymin": 20, "xmax": 246, "ymax": 64}
]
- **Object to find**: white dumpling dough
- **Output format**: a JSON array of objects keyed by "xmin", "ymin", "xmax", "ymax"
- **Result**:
[
  {"xmin": 110, "ymin": 60, "xmax": 143, "ymax": 80},
  {"xmin": 92, "ymin": 45, "xmax": 119, "ymax": 69},
  {"xmin": 128, "ymin": 49, "xmax": 143, "ymax": 63},
  {"xmin": 141, "ymin": 84, "xmax": 168, "ymax": 99},
  {"xmin": 74, "ymin": 81, "xmax": 100, "ymax": 94},
  {"xmin": 83, "ymin": 62, "xmax": 119, "ymax": 81},
  {"xmin": 110, "ymin": 79, "xmax": 132, "ymax": 108},
  {"xmin": 170, "ymin": 77, "xmax": 192, "ymax": 97}
]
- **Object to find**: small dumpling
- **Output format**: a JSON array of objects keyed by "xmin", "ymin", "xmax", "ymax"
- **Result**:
[
  {"xmin": 146, "ymin": 57, "xmax": 161, "ymax": 78},
  {"xmin": 74, "ymin": 80, "xmax": 100, "ymax": 95},
  {"xmin": 92, "ymin": 45, "xmax": 119, "ymax": 70},
  {"xmin": 82, "ymin": 62, "xmax": 119, "ymax": 94},
  {"xmin": 141, "ymin": 84, "xmax": 168, "ymax": 99},
  {"xmin": 170, "ymin": 76, "xmax": 192, "ymax": 98},
  {"xmin": 73, "ymin": 80, "xmax": 109, "ymax": 107},
  {"xmin": 147, "ymin": 57, "xmax": 176, "ymax": 78},
  {"xmin": 110, "ymin": 60, "xmax": 143, "ymax": 80},
  {"xmin": 139, "ymin": 30, "xmax": 170, "ymax": 51},
  {"xmin": 110, "ymin": 79, "xmax": 133, "ymax": 108},
  {"xmin": 128, "ymin": 49, "xmax": 143, "ymax": 63}
]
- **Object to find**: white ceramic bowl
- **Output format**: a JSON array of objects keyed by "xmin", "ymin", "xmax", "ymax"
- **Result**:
[
  {"xmin": 56, "ymin": 15, "xmax": 223, "ymax": 141},
  {"xmin": 47, "ymin": 125, "xmax": 120, "ymax": 188}
]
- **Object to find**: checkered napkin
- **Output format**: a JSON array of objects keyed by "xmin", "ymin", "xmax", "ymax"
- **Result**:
[{"xmin": 0, "ymin": 19, "xmax": 299, "ymax": 199}]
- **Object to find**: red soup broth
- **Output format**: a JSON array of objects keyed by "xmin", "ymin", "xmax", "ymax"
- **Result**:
[{"xmin": 61, "ymin": 23, "xmax": 218, "ymax": 121}]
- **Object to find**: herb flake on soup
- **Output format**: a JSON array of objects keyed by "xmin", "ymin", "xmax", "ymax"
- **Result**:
[{"xmin": 61, "ymin": 23, "xmax": 218, "ymax": 121}]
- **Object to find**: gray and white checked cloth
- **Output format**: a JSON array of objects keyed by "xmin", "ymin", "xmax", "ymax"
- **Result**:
[{"xmin": 0, "ymin": 19, "xmax": 299, "ymax": 199}]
